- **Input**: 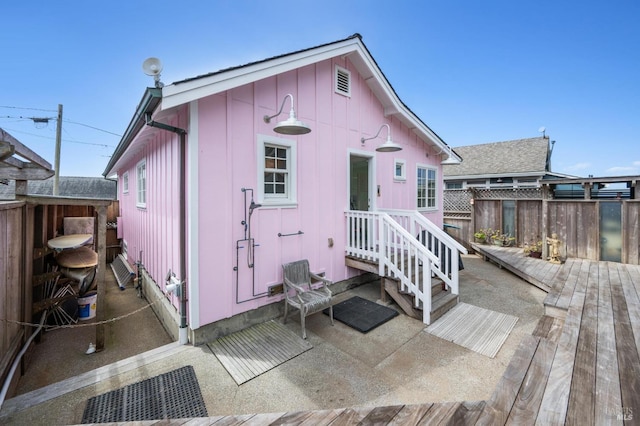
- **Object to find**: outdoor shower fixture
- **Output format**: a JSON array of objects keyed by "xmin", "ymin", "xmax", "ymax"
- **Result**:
[
  {"xmin": 361, "ymin": 123, "xmax": 402, "ymax": 152},
  {"xmin": 440, "ymin": 145, "xmax": 461, "ymax": 165},
  {"xmin": 263, "ymin": 93, "xmax": 311, "ymax": 135}
]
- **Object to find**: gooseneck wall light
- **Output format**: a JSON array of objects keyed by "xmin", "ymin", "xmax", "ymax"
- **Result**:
[
  {"xmin": 360, "ymin": 123, "xmax": 402, "ymax": 152},
  {"xmin": 263, "ymin": 93, "xmax": 311, "ymax": 135},
  {"xmin": 440, "ymin": 145, "xmax": 461, "ymax": 165}
]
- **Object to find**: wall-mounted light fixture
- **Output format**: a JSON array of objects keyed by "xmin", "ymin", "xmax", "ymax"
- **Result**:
[
  {"xmin": 361, "ymin": 123, "xmax": 402, "ymax": 152},
  {"xmin": 263, "ymin": 93, "xmax": 311, "ymax": 135},
  {"xmin": 440, "ymin": 145, "xmax": 461, "ymax": 165}
]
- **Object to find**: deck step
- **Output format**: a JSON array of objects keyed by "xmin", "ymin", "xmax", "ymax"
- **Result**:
[{"xmin": 430, "ymin": 293, "xmax": 459, "ymax": 324}]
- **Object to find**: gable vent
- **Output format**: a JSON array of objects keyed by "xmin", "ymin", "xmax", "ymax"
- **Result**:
[{"xmin": 335, "ymin": 66, "xmax": 351, "ymax": 97}]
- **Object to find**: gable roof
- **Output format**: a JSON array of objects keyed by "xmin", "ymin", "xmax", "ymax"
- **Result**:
[
  {"xmin": 443, "ymin": 137, "xmax": 551, "ymax": 178},
  {"xmin": 104, "ymin": 34, "xmax": 457, "ymax": 177}
]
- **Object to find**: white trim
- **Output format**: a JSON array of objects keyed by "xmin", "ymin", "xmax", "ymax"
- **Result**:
[
  {"xmin": 160, "ymin": 36, "xmax": 450, "ymax": 154},
  {"xmin": 187, "ymin": 101, "xmax": 200, "ymax": 329},
  {"xmin": 257, "ymin": 134, "xmax": 297, "ymax": 207},
  {"xmin": 417, "ymin": 163, "xmax": 438, "ymax": 211},
  {"xmin": 122, "ymin": 171, "xmax": 129, "ymax": 194},
  {"xmin": 136, "ymin": 159, "xmax": 146, "ymax": 208},
  {"xmin": 347, "ymin": 148, "xmax": 376, "ymax": 211},
  {"xmin": 335, "ymin": 65, "xmax": 351, "ymax": 97},
  {"xmin": 394, "ymin": 158, "xmax": 406, "ymax": 181}
]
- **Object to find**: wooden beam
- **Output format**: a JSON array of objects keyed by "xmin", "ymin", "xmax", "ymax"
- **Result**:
[
  {"xmin": 0, "ymin": 128, "xmax": 52, "ymax": 170},
  {"xmin": 0, "ymin": 140, "xmax": 15, "ymax": 161},
  {"xmin": 0, "ymin": 163, "xmax": 55, "ymax": 180},
  {"xmin": 95, "ymin": 205, "xmax": 107, "ymax": 351}
]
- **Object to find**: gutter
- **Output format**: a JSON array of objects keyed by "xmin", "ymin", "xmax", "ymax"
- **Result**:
[
  {"xmin": 102, "ymin": 88, "xmax": 162, "ymax": 177},
  {"xmin": 144, "ymin": 113, "xmax": 189, "ymax": 345}
]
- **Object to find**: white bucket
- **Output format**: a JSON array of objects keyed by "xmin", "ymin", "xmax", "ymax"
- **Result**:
[{"xmin": 78, "ymin": 292, "xmax": 97, "ymax": 320}]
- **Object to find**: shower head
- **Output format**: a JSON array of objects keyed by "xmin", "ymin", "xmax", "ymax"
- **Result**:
[{"xmin": 249, "ymin": 201, "xmax": 262, "ymax": 212}]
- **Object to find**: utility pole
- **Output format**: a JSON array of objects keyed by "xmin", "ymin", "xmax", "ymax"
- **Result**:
[{"xmin": 53, "ymin": 104, "xmax": 63, "ymax": 196}]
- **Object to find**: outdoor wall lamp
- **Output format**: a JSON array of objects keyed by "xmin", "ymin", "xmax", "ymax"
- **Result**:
[
  {"xmin": 361, "ymin": 123, "xmax": 402, "ymax": 152},
  {"xmin": 263, "ymin": 93, "xmax": 311, "ymax": 135},
  {"xmin": 440, "ymin": 145, "xmax": 461, "ymax": 165}
]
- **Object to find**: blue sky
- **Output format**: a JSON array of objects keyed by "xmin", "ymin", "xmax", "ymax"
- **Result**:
[{"xmin": 2, "ymin": 1, "xmax": 638, "ymax": 178}]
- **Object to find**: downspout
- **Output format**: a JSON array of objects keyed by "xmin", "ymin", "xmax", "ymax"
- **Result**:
[{"xmin": 144, "ymin": 113, "xmax": 188, "ymax": 345}]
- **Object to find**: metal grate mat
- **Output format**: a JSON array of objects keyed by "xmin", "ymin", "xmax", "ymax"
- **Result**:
[{"xmin": 81, "ymin": 365, "xmax": 207, "ymax": 423}]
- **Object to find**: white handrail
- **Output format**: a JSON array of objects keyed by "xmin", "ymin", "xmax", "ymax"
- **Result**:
[{"xmin": 345, "ymin": 210, "xmax": 440, "ymax": 323}]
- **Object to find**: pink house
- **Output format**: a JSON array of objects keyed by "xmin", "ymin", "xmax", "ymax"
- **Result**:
[{"xmin": 103, "ymin": 34, "xmax": 466, "ymax": 344}]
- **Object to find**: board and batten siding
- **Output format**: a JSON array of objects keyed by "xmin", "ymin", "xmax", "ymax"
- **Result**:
[
  {"xmin": 117, "ymin": 113, "xmax": 184, "ymax": 310},
  {"xmin": 192, "ymin": 56, "xmax": 444, "ymax": 327}
]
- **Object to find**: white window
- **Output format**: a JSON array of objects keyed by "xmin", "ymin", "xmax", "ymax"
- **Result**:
[
  {"xmin": 122, "ymin": 172, "xmax": 129, "ymax": 194},
  {"xmin": 417, "ymin": 165, "xmax": 437, "ymax": 210},
  {"xmin": 394, "ymin": 159, "xmax": 406, "ymax": 181},
  {"xmin": 257, "ymin": 135, "xmax": 297, "ymax": 206},
  {"xmin": 335, "ymin": 65, "xmax": 351, "ymax": 97},
  {"xmin": 136, "ymin": 160, "xmax": 146, "ymax": 208}
]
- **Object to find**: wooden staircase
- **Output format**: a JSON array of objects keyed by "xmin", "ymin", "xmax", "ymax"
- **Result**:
[{"xmin": 346, "ymin": 255, "xmax": 459, "ymax": 323}]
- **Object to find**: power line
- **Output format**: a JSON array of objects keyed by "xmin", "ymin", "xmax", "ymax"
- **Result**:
[
  {"xmin": 62, "ymin": 119, "xmax": 122, "ymax": 137},
  {"xmin": 2, "ymin": 127, "xmax": 114, "ymax": 148},
  {"xmin": 0, "ymin": 114, "xmax": 122, "ymax": 137},
  {"xmin": 0, "ymin": 105, "xmax": 57, "ymax": 113}
]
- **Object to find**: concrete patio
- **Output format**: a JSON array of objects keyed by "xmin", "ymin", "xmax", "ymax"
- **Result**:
[{"xmin": 1, "ymin": 254, "xmax": 546, "ymax": 425}]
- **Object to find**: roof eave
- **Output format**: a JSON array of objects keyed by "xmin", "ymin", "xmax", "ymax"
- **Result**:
[
  {"xmin": 102, "ymin": 88, "xmax": 162, "ymax": 177},
  {"xmin": 160, "ymin": 35, "xmax": 451, "ymax": 153}
]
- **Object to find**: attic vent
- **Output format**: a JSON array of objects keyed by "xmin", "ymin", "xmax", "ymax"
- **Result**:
[{"xmin": 335, "ymin": 66, "xmax": 351, "ymax": 97}]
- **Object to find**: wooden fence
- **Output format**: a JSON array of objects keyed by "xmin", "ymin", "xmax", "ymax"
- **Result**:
[
  {"xmin": 444, "ymin": 193, "xmax": 640, "ymax": 265},
  {"xmin": 0, "ymin": 201, "xmax": 26, "ymax": 394}
]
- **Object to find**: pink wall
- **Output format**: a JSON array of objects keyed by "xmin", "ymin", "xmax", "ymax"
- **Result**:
[
  {"xmin": 193, "ymin": 56, "xmax": 445, "ymax": 327},
  {"xmin": 117, "ymin": 112, "xmax": 185, "ymax": 308}
]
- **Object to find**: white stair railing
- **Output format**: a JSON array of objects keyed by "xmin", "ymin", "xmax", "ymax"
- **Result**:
[
  {"xmin": 345, "ymin": 210, "xmax": 440, "ymax": 324},
  {"xmin": 380, "ymin": 209, "xmax": 468, "ymax": 296}
]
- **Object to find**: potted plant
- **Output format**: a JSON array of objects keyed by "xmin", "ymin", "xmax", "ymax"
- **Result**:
[
  {"xmin": 474, "ymin": 229, "xmax": 487, "ymax": 244},
  {"xmin": 490, "ymin": 231, "xmax": 516, "ymax": 247},
  {"xmin": 523, "ymin": 237, "xmax": 543, "ymax": 258}
]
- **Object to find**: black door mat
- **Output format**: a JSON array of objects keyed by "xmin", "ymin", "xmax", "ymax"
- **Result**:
[
  {"xmin": 323, "ymin": 296, "xmax": 399, "ymax": 333},
  {"xmin": 81, "ymin": 365, "xmax": 207, "ymax": 423}
]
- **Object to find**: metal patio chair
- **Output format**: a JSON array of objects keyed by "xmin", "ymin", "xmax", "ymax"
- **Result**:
[{"xmin": 282, "ymin": 259, "xmax": 334, "ymax": 339}]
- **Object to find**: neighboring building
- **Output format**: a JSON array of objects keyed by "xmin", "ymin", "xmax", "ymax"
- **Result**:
[
  {"xmin": 103, "ymin": 34, "xmax": 464, "ymax": 343},
  {"xmin": 0, "ymin": 176, "xmax": 116, "ymax": 200},
  {"xmin": 443, "ymin": 137, "xmax": 573, "ymax": 189}
]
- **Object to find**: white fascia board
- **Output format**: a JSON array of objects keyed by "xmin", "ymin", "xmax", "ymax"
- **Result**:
[{"xmin": 162, "ymin": 39, "xmax": 364, "ymax": 110}]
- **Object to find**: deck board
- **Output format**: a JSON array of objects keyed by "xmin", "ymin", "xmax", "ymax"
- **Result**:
[
  {"xmin": 566, "ymin": 261, "xmax": 599, "ymax": 425},
  {"xmin": 505, "ymin": 338, "xmax": 557, "ymax": 425},
  {"xmin": 595, "ymin": 263, "xmax": 623, "ymax": 425},
  {"xmin": 535, "ymin": 259, "xmax": 590, "ymax": 425},
  {"xmin": 610, "ymin": 263, "xmax": 640, "ymax": 422}
]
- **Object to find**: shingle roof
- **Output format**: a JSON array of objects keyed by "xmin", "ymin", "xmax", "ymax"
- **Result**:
[
  {"xmin": 443, "ymin": 137, "xmax": 550, "ymax": 177},
  {"xmin": 0, "ymin": 176, "xmax": 117, "ymax": 200}
]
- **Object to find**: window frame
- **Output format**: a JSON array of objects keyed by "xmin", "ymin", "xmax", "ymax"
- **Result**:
[
  {"xmin": 257, "ymin": 134, "xmax": 297, "ymax": 207},
  {"xmin": 136, "ymin": 159, "xmax": 146, "ymax": 208},
  {"xmin": 417, "ymin": 164, "xmax": 438, "ymax": 211},
  {"xmin": 394, "ymin": 159, "xmax": 406, "ymax": 181},
  {"xmin": 122, "ymin": 171, "xmax": 129, "ymax": 194}
]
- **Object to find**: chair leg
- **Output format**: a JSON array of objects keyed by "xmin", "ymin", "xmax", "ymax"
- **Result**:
[
  {"xmin": 329, "ymin": 305, "xmax": 334, "ymax": 326},
  {"xmin": 300, "ymin": 311, "xmax": 307, "ymax": 339},
  {"xmin": 283, "ymin": 302, "xmax": 289, "ymax": 324}
]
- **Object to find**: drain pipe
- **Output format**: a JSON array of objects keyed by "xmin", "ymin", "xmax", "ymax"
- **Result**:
[
  {"xmin": 0, "ymin": 311, "xmax": 47, "ymax": 409},
  {"xmin": 145, "ymin": 113, "xmax": 188, "ymax": 345}
]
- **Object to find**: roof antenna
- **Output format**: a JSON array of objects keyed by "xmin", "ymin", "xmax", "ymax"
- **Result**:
[
  {"xmin": 538, "ymin": 126, "xmax": 546, "ymax": 138},
  {"xmin": 142, "ymin": 57, "xmax": 164, "ymax": 88}
]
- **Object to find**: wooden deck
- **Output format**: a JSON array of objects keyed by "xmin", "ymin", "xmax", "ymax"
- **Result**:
[{"xmin": 93, "ymin": 248, "xmax": 640, "ymax": 425}]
